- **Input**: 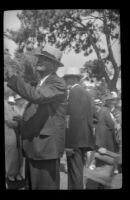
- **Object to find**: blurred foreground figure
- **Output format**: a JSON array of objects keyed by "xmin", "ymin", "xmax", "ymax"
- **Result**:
[{"xmin": 64, "ymin": 68, "xmax": 95, "ymax": 189}]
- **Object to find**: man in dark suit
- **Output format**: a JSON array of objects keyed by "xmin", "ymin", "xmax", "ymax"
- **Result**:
[
  {"xmin": 63, "ymin": 68, "xmax": 95, "ymax": 189},
  {"xmin": 95, "ymin": 93, "xmax": 119, "ymax": 153},
  {"xmin": 7, "ymin": 44, "xmax": 67, "ymax": 190}
]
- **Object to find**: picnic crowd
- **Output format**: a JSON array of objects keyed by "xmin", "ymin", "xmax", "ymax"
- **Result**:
[{"xmin": 4, "ymin": 44, "xmax": 122, "ymax": 190}]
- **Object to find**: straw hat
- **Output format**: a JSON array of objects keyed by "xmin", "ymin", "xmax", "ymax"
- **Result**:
[
  {"xmin": 35, "ymin": 44, "xmax": 63, "ymax": 67},
  {"xmin": 63, "ymin": 67, "xmax": 81, "ymax": 78}
]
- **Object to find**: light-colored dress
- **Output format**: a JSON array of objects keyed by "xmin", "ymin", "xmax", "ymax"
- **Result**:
[{"xmin": 4, "ymin": 100, "xmax": 20, "ymax": 177}]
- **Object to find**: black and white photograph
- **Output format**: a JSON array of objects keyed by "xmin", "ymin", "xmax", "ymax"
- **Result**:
[{"xmin": 3, "ymin": 9, "xmax": 121, "ymax": 190}]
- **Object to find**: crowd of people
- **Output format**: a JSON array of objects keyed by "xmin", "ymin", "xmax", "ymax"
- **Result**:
[{"xmin": 4, "ymin": 43, "xmax": 122, "ymax": 190}]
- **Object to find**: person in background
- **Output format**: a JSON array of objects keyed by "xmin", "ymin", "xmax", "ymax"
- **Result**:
[
  {"xmin": 4, "ymin": 82, "xmax": 22, "ymax": 188},
  {"xmin": 6, "ymin": 44, "xmax": 67, "ymax": 190},
  {"xmin": 87, "ymin": 99, "xmax": 103, "ymax": 170},
  {"xmin": 93, "ymin": 99, "xmax": 103, "ymax": 134},
  {"xmin": 13, "ymin": 95, "xmax": 28, "ymax": 183},
  {"xmin": 95, "ymin": 92, "xmax": 120, "ymax": 153},
  {"xmin": 63, "ymin": 68, "xmax": 95, "ymax": 190}
]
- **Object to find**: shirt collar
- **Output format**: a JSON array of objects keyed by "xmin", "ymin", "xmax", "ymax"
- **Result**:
[{"xmin": 71, "ymin": 83, "xmax": 80, "ymax": 89}]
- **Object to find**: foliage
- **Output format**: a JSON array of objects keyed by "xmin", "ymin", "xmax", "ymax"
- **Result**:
[
  {"xmin": 13, "ymin": 48, "xmax": 39, "ymax": 84},
  {"xmin": 82, "ymin": 78, "xmax": 110, "ymax": 100},
  {"xmin": 94, "ymin": 79, "xmax": 110, "ymax": 100},
  {"xmin": 6, "ymin": 9, "xmax": 120, "ymax": 91},
  {"xmin": 4, "ymin": 46, "xmax": 39, "ymax": 85},
  {"xmin": 82, "ymin": 59, "xmax": 105, "ymax": 81},
  {"xmin": 4, "ymin": 53, "xmax": 20, "ymax": 80}
]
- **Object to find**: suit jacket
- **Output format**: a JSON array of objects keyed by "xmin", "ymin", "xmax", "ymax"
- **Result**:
[
  {"xmin": 65, "ymin": 84, "xmax": 95, "ymax": 150},
  {"xmin": 7, "ymin": 73, "xmax": 67, "ymax": 160},
  {"xmin": 95, "ymin": 107, "xmax": 118, "ymax": 152}
]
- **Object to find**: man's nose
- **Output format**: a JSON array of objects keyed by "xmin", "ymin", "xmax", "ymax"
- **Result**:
[{"xmin": 36, "ymin": 66, "xmax": 46, "ymax": 71}]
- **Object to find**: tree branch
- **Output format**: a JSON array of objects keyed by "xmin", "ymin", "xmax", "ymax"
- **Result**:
[
  {"xmin": 88, "ymin": 32, "xmax": 112, "ymax": 86},
  {"xmin": 103, "ymin": 11, "xmax": 118, "ymax": 69},
  {"xmin": 86, "ymin": 14, "xmax": 104, "ymax": 21},
  {"xmin": 103, "ymin": 68, "xmax": 112, "ymax": 85}
]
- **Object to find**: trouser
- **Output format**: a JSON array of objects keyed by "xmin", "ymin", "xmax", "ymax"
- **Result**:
[
  {"xmin": 67, "ymin": 148, "xmax": 87, "ymax": 190},
  {"xmin": 28, "ymin": 158, "xmax": 60, "ymax": 190}
]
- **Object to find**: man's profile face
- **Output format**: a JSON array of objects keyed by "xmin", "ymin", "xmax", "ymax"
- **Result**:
[
  {"xmin": 36, "ymin": 56, "xmax": 54, "ymax": 77},
  {"xmin": 36, "ymin": 56, "xmax": 49, "ymax": 72}
]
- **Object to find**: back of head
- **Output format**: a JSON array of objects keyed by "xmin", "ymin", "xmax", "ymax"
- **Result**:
[{"xmin": 63, "ymin": 67, "xmax": 81, "ymax": 87}]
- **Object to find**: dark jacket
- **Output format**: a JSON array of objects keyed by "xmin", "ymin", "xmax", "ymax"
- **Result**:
[
  {"xmin": 65, "ymin": 84, "xmax": 95, "ymax": 150},
  {"xmin": 95, "ymin": 106, "xmax": 118, "ymax": 152},
  {"xmin": 7, "ymin": 73, "xmax": 67, "ymax": 160}
]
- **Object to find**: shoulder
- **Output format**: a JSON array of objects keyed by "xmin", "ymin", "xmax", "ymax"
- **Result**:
[{"xmin": 46, "ymin": 74, "xmax": 66, "ymax": 90}]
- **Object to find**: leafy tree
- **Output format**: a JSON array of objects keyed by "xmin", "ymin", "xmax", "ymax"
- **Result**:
[
  {"xmin": 4, "ymin": 51, "xmax": 20, "ymax": 80},
  {"xmin": 6, "ymin": 9, "xmax": 120, "ymax": 91},
  {"xmin": 81, "ymin": 59, "xmax": 117, "ymax": 88},
  {"xmin": 13, "ymin": 46, "xmax": 39, "ymax": 85},
  {"xmin": 94, "ymin": 78, "xmax": 111, "ymax": 99},
  {"xmin": 81, "ymin": 77, "xmax": 111, "ymax": 100}
]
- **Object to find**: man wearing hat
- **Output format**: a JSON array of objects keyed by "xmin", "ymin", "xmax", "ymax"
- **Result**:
[
  {"xmin": 7, "ymin": 44, "xmax": 67, "ymax": 190},
  {"xmin": 95, "ymin": 92, "xmax": 119, "ymax": 153},
  {"xmin": 63, "ymin": 68, "xmax": 95, "ymax": 189}
]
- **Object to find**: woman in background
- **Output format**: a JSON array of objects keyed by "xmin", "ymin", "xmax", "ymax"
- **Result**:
[
  {"xmin": 95, "ymin": 93, "xmax": 119, "ymax": 153},
  {"xmin": 4, "ymin": 82, "xmax": 26, "ymax": 188},
  {"xmin": 4, "ymin": 82, "xmax": 20, "ymax": 183}
]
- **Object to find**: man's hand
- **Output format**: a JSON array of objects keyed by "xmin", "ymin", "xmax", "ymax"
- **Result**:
[{"xmin": 65, "ymin": 148, "xmax": 75, "ymax": 156}]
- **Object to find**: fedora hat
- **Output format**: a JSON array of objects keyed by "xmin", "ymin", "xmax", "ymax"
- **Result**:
[{"xmin": 35, "ymin": 44, "xmax": 64, "ymax": 67}]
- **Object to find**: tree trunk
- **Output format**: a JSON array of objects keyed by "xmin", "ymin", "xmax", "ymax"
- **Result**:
[
  {"xmin": 102, "ymin": 61, "xmax": 120, "ymax": 92},
  {"xmin": 108, "ymin": 67, "xmax": 120, "ymax": 92},
  {"xmin": 89, "ymin": 22, "xmax": 120, "ymax": 92},
  {"xmin": 108, "ymin": 80, "xmax": 118, "ymax": 92},
  {"xmin": 71, "ymin": 13, "xmax": 120, "ymax": 92}
]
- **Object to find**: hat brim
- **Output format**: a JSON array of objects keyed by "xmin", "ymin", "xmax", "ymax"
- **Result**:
[
  {"xmin": 35, "ymin": 52, "xmax": 64, "ymax": 67},
  {"xmin": 63, "ymin": 74, "xmax": 81, "ymax": 78},
  {"xmin": 104, "ymin": 97, "xmax": 119, "ymax": 101}
]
